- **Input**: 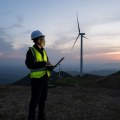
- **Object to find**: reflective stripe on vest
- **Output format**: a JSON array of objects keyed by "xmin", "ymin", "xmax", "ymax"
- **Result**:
[{"xmin": 29, "ymin": 47, "xmax": 51, "ymax": 78}]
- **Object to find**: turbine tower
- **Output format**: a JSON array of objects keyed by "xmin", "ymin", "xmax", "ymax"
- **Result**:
[
  {"xmin": 71, "ymin": 13, "xmax": 87, "ymax": 77},
  {"xmin": 58, "ymin": 63, "xmax": 62, "ymax": 80}
]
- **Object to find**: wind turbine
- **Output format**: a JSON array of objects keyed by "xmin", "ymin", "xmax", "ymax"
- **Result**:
[{"xmin": 71, "ymin": 13, "xmax": 88, "ymax": 77}]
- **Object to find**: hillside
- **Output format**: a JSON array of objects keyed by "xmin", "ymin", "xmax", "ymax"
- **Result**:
[
  {"xmin": 1, "ymin": 72, "xmax": 120, "ymax": 120},
  {"xmin": 96, "ymin": 71, "xmax": 120, "ymax": 89},
  {"xmin": 12, "ymin": 70, "xmax": 120, "ymax": 90},
  {"xmin": 12, "ymin": 74, "xmax": 30, "ymax": 86},
  {"xmin": 49, "ymin": 74, "xmax": 103, "ymax": 87},
  {"xmin": 49, "ymin": 71, "xmax": 120, "ymax": 90},
  {"xmin": 12, "ymin": 71, "xmax": 72, "ymax": 86},
  {"xmin": 0, "ymin": 85, "xmax": 120, "ymax": 120}
]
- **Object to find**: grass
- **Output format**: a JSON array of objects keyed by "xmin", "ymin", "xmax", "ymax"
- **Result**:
[
  {"xmin": 49, "ymin": 75, "xmax": 102, "ymax": 88},
  {"xmin": 0, "ymin": 74, "xmax": 120, "ymax": 120}
]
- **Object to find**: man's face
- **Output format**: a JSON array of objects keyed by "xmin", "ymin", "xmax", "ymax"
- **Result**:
[{"xmin": 38, "ymin": 36, "xmax": 45, "ymax": 47}]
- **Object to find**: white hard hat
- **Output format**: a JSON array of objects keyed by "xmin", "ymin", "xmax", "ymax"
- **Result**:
[{"xmin": 31, "ymin": 30, "xmax": 45, "ymax": 40}]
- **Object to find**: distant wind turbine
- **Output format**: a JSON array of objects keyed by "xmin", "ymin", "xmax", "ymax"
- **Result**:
[
  {"xmin": 58, "ymin": 63, "xmax": 62, "ymax": 80},
  {"xmin": 71, "ymin": 13, "xmax": 88, "ymax": 77}
]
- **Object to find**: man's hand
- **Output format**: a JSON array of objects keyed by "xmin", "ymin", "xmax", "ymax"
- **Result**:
[
  {"xmin": 46, "ymin": 66, "xmax": 56, "ymax": 71},
  {"xmin": 46, "ymin": 62, "xmax": 52, "ymax": 66}
]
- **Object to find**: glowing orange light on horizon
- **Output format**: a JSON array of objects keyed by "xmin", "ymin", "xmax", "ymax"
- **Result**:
[{"xmin": 84, "ymin": 52, "xmax": 120, "ymax": 61}]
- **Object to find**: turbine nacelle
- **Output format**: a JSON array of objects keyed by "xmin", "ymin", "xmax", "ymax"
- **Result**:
[{"xmin": 79, "ymin": 33, "xmax": 85, "ymax": 35}]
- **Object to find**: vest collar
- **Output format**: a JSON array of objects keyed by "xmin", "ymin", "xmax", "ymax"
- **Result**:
[{"xmin": 33, "ymin": 44, "xmax": 44, "ymax": 52}]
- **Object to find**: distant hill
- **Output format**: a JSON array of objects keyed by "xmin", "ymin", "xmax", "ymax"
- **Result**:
[
  {"xmin": 49, "ymin": 74, "xmax": 103, "ymax": 87},
  {"xmin": 12, "ymin": 74, "xmax": 30, "ymax": 86},
  {"xmin": 57, "ymin": 71, "xmax": 72, "ymax": 78},
  {"xmin": 12, "ymin": 70, "xmax": 120, "ymax": 89},
  {"xmin": 49, "ymin": 72, "xmax": 120, "ymax": 89},
  {"xmin": 81, "ymin": 74, "xmax": 103, "ymax": 80},
  {"xmin": 48, "ymin": 71, "xmax": 72, "ymax": 80},
  {"xmin": 0, "ymin": 66, "xmax": 29, "ymax": 84},
  {"xmin": 66, "ymin": 69, "xmax": 118, "ymax": 76},
  {"xmin": 66, "ymin": 71, "xmax": 79, "ymax": 76},
  {"xmin": 88, "ymin": 69, "xmax": 118, "ymax": 76},
  {"xmin": 12, "ymin": 71, "xmax": 72, "ymax": 86},
  {"xmin": 96, "ymin": 71, "xmax": 120, "ymax": 89}
]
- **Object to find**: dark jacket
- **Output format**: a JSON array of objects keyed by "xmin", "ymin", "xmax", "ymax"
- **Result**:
[{"xmin": 25, "ymin": 44, "xmax": 48, "ymax": 69}]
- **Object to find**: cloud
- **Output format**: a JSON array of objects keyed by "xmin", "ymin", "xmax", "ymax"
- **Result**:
[
  {"xmin": 47, "ymin": 30, "xmax": 78, "ymax": 53},
  {"xmin": 6, "ymin": 16, "xmax": 23, "ymax": 30},
  {"xmin": 0, "ymin": 27, "xmax": 11, "ymax": 40},
  {"xmin": 84, "ymin": 45, "xmax": 120, "ymax": 55},
  {"xmin": 0, "ymin": 37, "xmax": 14, "ymax": 59},
  {"xmin": 0, "ymin": 15, "xmax": 32, "ymax": 50},
  {"xmin": 0, "ymin": 28, "xmax": 13, "ymax": 52},
  {"xmin": 0, "ymin": 52, "xmax": 3, "ymax": 56},
  {"xmin": 0, "ymin": 15, "xmax": 24, "ymax": 40},
  {"xmin": 88, "ymin": 21, "xmax": 120, "ymax": 35},
  {"xmin": 0, "ymin": 26, "xmax": 28, "ymax": 61}
]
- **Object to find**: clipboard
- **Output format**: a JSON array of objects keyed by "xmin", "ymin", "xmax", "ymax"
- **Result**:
[{"xmin": 55, "ymin": 57, "xmax": 64, "ymax": 67}]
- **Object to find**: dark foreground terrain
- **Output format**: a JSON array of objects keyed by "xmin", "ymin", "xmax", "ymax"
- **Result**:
[{"xmin": 0, "ymin": 85, "xmax": 120, "ymax": 120}]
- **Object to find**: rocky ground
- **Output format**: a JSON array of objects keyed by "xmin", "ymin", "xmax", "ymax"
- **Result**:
[{"xmin": 0, "ymin": 85, "xmax": 120, "ymax": 120}]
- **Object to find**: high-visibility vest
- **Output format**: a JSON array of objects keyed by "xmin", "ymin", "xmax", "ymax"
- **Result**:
[{"xmin": 29, "ymin": 47, "xmax": 51, "ymax": 78}]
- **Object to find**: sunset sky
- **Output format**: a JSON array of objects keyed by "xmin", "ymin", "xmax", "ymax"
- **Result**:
[{"xmin": 0, "ymin": 0, "xmax": 120, "ymax": 72}]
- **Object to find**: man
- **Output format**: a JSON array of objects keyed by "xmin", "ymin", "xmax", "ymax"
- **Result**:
[{"xmin": 25, "ymin": 30, "xmax": 54, "ymax": 120}]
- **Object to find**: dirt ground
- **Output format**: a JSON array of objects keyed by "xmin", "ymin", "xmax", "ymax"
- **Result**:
[{"xmin": 0, "ymin": 85, "xmax": 120, "ymax": 120}]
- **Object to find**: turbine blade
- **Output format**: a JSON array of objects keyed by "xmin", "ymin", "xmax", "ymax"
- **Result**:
[
  {"xmin": 71, "ymin": 35, "xmax": 80, "ymax": 51},
  {"xmin": 77, "ymin": 12, "xmax": 80, "ymax": 34},
  {"xmin": 83, "ymin": 36, "xmax": 88, "ymax": 39}
]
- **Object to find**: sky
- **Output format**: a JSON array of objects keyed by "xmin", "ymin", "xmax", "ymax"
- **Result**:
[{"xmin": 0, "ymin": 0, "xmax": 120, "ymax": 73}]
